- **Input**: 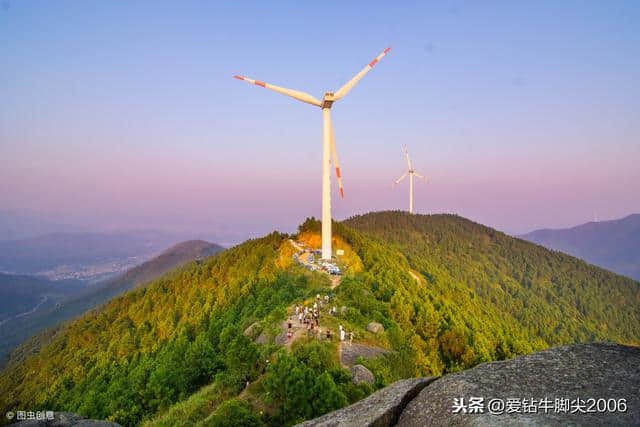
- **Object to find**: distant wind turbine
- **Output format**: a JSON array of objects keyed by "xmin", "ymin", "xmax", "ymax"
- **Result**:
[
  {"xmin": 234, "ymin": 47, "xmax": 392, "ymax": 260},
  {"xmin": 394, "ymin": 146, "xmax": 426, "ymax": 214}
]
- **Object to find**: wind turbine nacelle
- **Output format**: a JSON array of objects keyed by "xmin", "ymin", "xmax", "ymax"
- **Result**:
[{"xmin": 322, "ymin": 92, "xmax": 336, "ymax": 108}]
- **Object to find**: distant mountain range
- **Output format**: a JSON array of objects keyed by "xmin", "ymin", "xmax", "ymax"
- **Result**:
[
  {"xmin": 0, "ymin": 230, "xmax": 183, "ymax": 278},
  {"xmin": 0, "ymin": 240, "xmax": 223, "ymax": 364},
  {"xmin": 98, "ymin": 240, "xmax": 223, "ymax": 295},
  {"xmin": 0, "ymin": 210, "xmax": 85, "ymax": 241},
  {"xmin": 520, "ymin": 214, "xmax": 640, "ymax": 280}
]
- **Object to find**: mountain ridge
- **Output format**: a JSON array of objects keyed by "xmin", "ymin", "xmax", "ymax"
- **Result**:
[
  {"xmin": 0, "ymin": 230, "xmax": 183, "ymax": 276},
  {"xmin": 1, "ymin": 212, "xmax": 638, "ymax": 426},
  {"xmin": 523, "ymin": 213, "xmax": 638, "ymax": 233},
  {"xmin": 520, "ymin": 213, "xmax": 640, "ymax": 280},
  {"xmin": 0, "ymin": 240, "xmax": 223, "ymax": 366}
]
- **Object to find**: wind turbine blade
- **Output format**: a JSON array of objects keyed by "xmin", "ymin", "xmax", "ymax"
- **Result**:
[
  {"xmin": 233, "ymin": 75, "xmax": 322, "ymax": 107},
  {"xmin": 332, "ymin": 47, "xmax": 391, "ymax": 101},
  {"xmin": 329, "ymin": 123, "xmax": 344, "ymax": 198},
  {"xmin": 414, "ymin": 172, "xmax": 426, "ymax": 180},
  {"xmin": 394, "ymin": 172, "xmax": 408, "ymax": 185},
  {"xmin": 403, "ymin": 145, "xmax": 413, "ymax": 170}
]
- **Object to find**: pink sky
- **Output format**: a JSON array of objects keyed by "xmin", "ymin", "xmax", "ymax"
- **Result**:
[{"xmin": 1, "ymin": 2, "xmax": 639, "ymax": 240}]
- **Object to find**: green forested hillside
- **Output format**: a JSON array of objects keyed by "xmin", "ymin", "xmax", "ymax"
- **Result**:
[
  {"xmin": 0, "ymin": 241, "xmax": 223, "ymax": 364},
  {"xmin": 343, "ymin": 212, "xmax": 640, "ymax": 346},
  {"xmin": 1, "ymin": 212, "xmax": 639, "ymax": 426}
]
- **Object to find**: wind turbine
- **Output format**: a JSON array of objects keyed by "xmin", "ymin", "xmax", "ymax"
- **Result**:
[
  {"xmin": 394, "ymin": 146, "xmax": 426, "ymax": 214},
  {"xmin": 234, "ymin": 47, "xmax": 392, "ymax": 260}
]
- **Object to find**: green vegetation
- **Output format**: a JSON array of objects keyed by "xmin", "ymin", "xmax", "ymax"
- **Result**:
[
  {"xmin": 1, "ymin": 232, "xmax": 328, "ymax": 425},
  {"xmin": 1, "ymin": 212, "xmax": 639, "ymax": 426},
  {"xmin": 141, "ymin": 380, "xmax": 235, "ymax": 426},
  {"xmin": 205, "ymin": 399, "xmax": 263, "ymax": 427},
  {"xmin": 261, "ymin": 340, "xmax": 370, "ymax": 426},
  {"xmin": 0, "ymin": 241, "xmax": 223, "ymax": 365},
  {"xmin": 344, "ymin": 212, "xmax": 640, "ymax": 346}
]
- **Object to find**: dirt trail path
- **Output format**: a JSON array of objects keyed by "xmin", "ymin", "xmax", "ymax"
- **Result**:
[
  {"xmin": 280, "ymin": 301, "xmax": 337, "ymax": 350},
  {"xmin": 288, "ymin": 240, "xmax": 315, "ymax": 268},
  {"xmin": 289, "ymin": 239, "xmax": 342, "ymax": 287},
  {"xmin": 408, "ymin": 271, "xmax": 421, "ymax": 283},
  {"xmin": 280, "ymin": 239, "xmax": 344, "ymax": 348},
  {"xmin": 289, "ymin": 239, "xmax": 304, "ymax": 252},
  {"xmin": 279, "ymin": 317, "xmax": 308, "ymax": 350},
  {"xmin": 330, "ymin": 276, "xmax": 342, "ymax": 289}
]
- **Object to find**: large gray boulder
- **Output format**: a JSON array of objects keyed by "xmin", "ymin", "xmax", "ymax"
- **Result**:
[
  {"xmin": 340, "ymin": 343, "xmax": 392, "ymax": 367},
  {"xmin": 254, "ymin": 330, "xmax": 271, "ymax": 345},
  {"xmin": 9, "ymin": 411, "xmax": 121, "ymax": 426},
  {"xmin": 300, "ymin": 343, "xmax": 640, "ymax": 427},
  {"xmin": 366, "ymin": 322, "xmax": 384, "ymax": 334},
  {"xmin": 398, "ymin": 343, "xmax": 640, "ymax": 426},
  {"xmin": 351, "ymin": 364, "xmax": 375, "ymax": 386},
  {"xmin": 297, "ymin": 378, "xmax": 437, "ymax": 427}
]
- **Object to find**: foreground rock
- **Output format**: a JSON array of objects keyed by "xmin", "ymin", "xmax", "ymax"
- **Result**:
[
  {"xmin": 9, "ymin": 411, "xmax": 121, "ymax": 426},
  {"xmin": 297, "ymin": 378, "xmax": 436, "ymax": 427},
  {"xmin": 301, "ymin": 343, "xmax": 640, "ymax": 426},
  {"xmin": 350, "ymin": 364, "xmax": 375, "ymax": 386},
  {"xmin": 398, "ymin": 342, "xmax": 640, "ymax": 426}
]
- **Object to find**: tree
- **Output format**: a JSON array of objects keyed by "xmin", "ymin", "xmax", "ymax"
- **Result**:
[
  {"xmin": 206, "ymin": 399, "xmax": 263, "ymax": 427},
  {"xmin": 310, "ymin": 371, "xmax": 347, "ymax": 416}
]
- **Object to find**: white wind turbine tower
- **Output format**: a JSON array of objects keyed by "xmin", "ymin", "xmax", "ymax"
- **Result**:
[
  {"xmin": 394, "ymin": 146, "xmax": 426, "ymax": 214},
  {"xmin": 234, "ymin": 47, "xmax": 392, "ymax": 260}
]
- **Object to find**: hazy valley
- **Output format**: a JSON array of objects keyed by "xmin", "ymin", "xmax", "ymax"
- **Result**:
[{"xmin": 0, "ymin": 240, "xmax": 223, "ymax": 364}]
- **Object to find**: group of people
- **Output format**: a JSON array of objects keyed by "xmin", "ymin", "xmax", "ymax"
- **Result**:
[
  {"xmin": 339, "ymin": 324, "xmax": 354, "ymax": 344},
  {"xmin": 285, "ymin": 294, "xmax": 354, "ymax": 344}
]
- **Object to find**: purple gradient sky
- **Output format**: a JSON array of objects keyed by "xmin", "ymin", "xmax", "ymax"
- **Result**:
[{"xmin": 1, "ymin": 1, "xmax": 639, "ymax": 241}]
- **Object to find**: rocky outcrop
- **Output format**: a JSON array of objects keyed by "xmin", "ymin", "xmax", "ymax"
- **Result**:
[
  {"xmin": 243, "ymin": 322, "xmax": 261, "ymax": 339},
  {"xmin": 303, "ymin": 343, "xmax": 640, "ymax": 426},
  {"xmin": 340, "ymin": 343, "xmax": 392, "ymax": 367},
  {"xmin": 297, "ymin": 378, "xmax": 436, "ymax": 427},
  {"xmin": 366, "ymin": 322, "xmax": 384, "ymax": 334},
  {"xmin": 254, "ymin": 330, "xmax": 270, "ymax": 345},
  {"xmin": 399, "ymin": 342, "xmax": 640, "ymax": 426},
  {"xmin": 9, "ymin": 411, "xmax": 121, "ymax": 426},
  {"xmin": 351, "ymin": 364, "xmax": 375, "ymax": 386}
]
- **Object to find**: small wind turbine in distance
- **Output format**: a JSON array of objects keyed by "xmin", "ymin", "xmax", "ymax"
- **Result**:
[
  {"xmin": 234, "ymin": 47, "xmax": 392, "ymax": 260},
  {"xmin": 393, "ymin": 145, "xmax": 426, "ymax": 214}
]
